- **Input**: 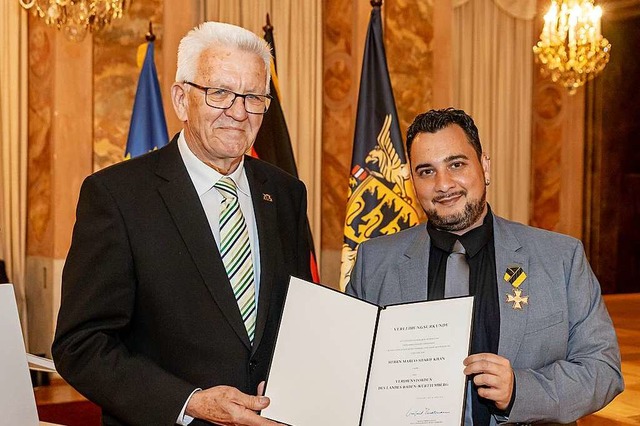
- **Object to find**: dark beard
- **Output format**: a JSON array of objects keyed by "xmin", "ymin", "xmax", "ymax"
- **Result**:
[{"xmin": 425, "ymin": 191, "xmax": 486, "ymax": 232}]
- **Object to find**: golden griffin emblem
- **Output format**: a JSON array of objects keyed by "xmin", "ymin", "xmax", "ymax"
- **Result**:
[{"xmin": 340, "ymin": 115, "xmax": 421, "ymax": 290}]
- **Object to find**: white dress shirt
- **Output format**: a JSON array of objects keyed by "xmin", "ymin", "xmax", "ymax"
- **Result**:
[
  {"xmin": 177, "ymin": 131, "xmax": 261, "ymax": 298},
  {"xmin": 176, "ymin": 131, "xmax": 262, "ymax": 425}
]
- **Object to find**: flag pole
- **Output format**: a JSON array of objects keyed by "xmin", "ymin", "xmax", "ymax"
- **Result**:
[
  {"xmin": 263, "ymin": 13, "xmax": 273, "ymax": 32},
  {"xmin": 263, "ymin": 14, "xmax": 278, "ymax": 74},
  {"xmin": 146, "ymin": 21, "xmax": 156, "ymax": 42}
]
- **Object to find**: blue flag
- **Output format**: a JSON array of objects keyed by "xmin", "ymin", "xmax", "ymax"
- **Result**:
[{"xmin": 125, "ymin": 41, "xmax": 168, "ymax": 158}]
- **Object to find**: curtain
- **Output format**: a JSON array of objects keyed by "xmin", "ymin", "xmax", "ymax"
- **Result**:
[
  {"xmin": 203, "ymin": 0, "xmax": 323, "ymax": 257},
  {"xmin": 452, "ymin": 0, "xmax": 534, "ymax": 223},
  {"xmin": 0, "ymin": 2, "xmax": 29, "ymax": 339}
]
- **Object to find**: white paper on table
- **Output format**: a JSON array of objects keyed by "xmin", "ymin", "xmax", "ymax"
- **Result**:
[
  {"xmin": 27, "ymin": 353, "xmax": 56, "ymax": 373},
  {"xmin": 0, "ymin": 284, "xmax": 40, "ymax": 426}
]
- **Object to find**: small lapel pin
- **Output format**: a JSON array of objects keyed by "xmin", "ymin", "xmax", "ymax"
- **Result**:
[
  {"xmin": 504, "ymin": 265, "xmax": 527, "ymax": 288},
  {"xmin": 263, "ymin": 193, "xmax": 273, "ymax": 202}
]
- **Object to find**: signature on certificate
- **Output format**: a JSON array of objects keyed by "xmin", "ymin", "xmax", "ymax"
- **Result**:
[{"xmin": 406, "ymin": 407, "xmax": 450, "ymax": 417}]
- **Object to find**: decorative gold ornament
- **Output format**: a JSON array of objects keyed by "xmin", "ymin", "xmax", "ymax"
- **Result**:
[
  {"xmin": 19, "ymin": 0, "xmax": 127, "ymax": 42},
  {"xmin": 340, "ymin": 114, "xmax": 420, "ymax": 290},
  {"xmin": 506, "ymin": 288, "xmax": 529, "ymax": 310},
  {"xmin": 533, "ymin": 0, "xmax": 611, "ymax": 94}
]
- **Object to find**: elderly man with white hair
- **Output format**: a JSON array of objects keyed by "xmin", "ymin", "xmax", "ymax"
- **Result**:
[{"xmin": 53, "ymin": 22, "xmax": 312, "ymax": 426}]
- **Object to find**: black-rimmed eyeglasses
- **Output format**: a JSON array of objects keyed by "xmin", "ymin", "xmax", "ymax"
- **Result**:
[{"xmin": 184, "ymin": 81, "xmax": 272, "ymax": 115}]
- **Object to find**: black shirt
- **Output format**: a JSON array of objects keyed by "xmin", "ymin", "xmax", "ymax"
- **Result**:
[{"xmin": 426, "ymin": 207, "xmax": 501, "ymax": 425}]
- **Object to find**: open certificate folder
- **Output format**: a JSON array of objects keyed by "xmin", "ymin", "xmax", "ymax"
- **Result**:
[{"xmin": 262, "ymin": 277, "xmax": 474, "ymax": 426}]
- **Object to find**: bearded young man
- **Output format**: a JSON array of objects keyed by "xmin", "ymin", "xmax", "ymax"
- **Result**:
[{"xmin": 346, "ymin": 108, "xmax": 623, "ymax": 425}]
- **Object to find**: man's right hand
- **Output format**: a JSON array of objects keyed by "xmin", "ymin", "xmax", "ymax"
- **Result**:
[{"xmin": 185, "ymin": 385, "xmax": 280, "ymax": 425}]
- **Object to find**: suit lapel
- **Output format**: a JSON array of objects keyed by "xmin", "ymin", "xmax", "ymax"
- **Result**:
[
  {"xmin": 494, "ymin": 216, "xmax": 530, "ymax": 362},
  {"xmin": 398, "ymin": 226, "xmax": 430, "ymax": 303},
  {"xmin": 395, "ymin": 216, "xmax": 530, "ymax": 360},
  {"xmin": 155, "ymin": 140, "xmax": 251, "ymax": 349},
  {"xmin": 244, "ymin": 159, "xmax": 278, "ymax": 354}
]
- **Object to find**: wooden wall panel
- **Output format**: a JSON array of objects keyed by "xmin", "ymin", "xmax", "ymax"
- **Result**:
[
  {"xmin": 584, "ymin": 2, "xmax": 640, "ymax": 293},
  {"xmin": 530, "ymin": 0, "xmax": 585, "ymax": 239}
]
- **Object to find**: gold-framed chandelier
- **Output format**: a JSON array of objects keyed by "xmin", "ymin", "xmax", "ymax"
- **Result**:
[
  {"xmin": 19, "ymin": 0, "xmax": 127, "ymax": 42},
  {"xmin": 533, "ymin": 0, "xmax": 611, "ymax": 94}
]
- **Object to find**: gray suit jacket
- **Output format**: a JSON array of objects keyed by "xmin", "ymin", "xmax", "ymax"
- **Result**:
[{"xmin": 346, "ymin": 214, "xmax": 623, "ymax": 425}]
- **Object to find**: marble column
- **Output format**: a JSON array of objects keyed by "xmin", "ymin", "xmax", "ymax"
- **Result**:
[{"xmin": 26, "ymin": 16, "xmax": 93, "ymax": 355}]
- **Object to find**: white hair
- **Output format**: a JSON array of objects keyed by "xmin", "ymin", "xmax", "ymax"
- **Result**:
[{"xmin": 175, "ymin": 21, "xmax": 272, "ymax": 91}]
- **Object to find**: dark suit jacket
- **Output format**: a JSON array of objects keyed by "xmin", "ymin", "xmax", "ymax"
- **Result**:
[{"xmin": 52, "ymin": 136, "xmax": 312, "ymax": 426}]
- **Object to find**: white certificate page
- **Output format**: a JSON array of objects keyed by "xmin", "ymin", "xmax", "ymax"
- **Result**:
[
  {"xmin": 361, "ymin": 297, "xmax": 474, "ymax": 426},
  {"xmin": 262, "ymin": 277, "xmax": 379, "ymax": 426}
]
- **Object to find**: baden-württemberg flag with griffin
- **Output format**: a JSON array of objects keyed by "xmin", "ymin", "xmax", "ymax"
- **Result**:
[{"xmin": 340, "ymin": 2, "xmax": 421, "ymax": 290}]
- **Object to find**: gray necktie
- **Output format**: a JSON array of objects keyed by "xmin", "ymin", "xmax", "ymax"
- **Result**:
[{"xmin": 444, "ymin": 240, "xmax": 469, "ymax": 298}]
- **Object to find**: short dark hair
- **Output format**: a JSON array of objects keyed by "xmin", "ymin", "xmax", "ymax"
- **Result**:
[{"xmin": 405, "ymin": 108, "xmax": 482, "ymax": 161}]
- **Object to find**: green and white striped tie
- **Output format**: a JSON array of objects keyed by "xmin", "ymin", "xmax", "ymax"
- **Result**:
[{"xmin": 215, "ymin": 176, "xmax": 256, "ymax": 342}]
